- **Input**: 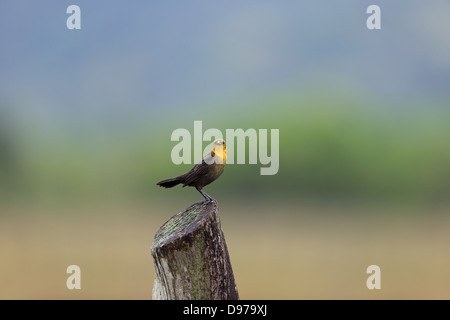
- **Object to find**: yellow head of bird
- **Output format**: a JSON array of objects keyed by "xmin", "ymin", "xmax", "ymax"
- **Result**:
[{"xmin": 212, "ymin": 139, "xmax": 226, "ymax": 163}]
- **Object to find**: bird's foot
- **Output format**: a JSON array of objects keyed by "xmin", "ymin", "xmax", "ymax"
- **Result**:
[{"xmin": 200, "ymin": 197, "xmax": 216, "ymax": 204}]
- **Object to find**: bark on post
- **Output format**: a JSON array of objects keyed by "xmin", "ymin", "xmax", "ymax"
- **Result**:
[{"xmin": 151, "ymin": 200, "xmax": 239, "ymax": 300}]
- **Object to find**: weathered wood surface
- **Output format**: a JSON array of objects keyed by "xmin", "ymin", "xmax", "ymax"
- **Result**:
[{"xmin": 151, "ymin": 200, "xmax": 239, "ymax": 300}]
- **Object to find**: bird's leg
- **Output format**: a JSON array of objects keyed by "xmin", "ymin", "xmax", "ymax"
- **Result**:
[{"xmin": 197, "ymin": 188, "xmax": 215, "ymax": 204}]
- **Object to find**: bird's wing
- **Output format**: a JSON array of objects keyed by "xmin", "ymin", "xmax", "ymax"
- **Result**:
[{"xmin": 182, "ymin": 153, "xmax": 213, "ymax": 186}]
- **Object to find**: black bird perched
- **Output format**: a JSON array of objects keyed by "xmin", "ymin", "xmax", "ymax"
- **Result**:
[{"xmin": 157, "ymin": 139, "xmax": 226, "ymax": 203}]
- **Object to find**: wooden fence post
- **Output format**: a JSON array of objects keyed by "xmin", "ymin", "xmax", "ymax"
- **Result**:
[{"xmin": 151, "ymin": 201, "xmax": 239, "ymax": 300}]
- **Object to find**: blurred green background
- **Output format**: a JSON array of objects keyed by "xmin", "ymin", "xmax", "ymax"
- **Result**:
[{"xmin": 1, "ymin": 1, "xmax": 450, "ymax": 299}]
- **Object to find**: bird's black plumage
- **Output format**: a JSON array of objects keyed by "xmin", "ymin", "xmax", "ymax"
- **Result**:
[{"xmin": 157, "ymin": 139, "xmax": 226, "ymax": 203}]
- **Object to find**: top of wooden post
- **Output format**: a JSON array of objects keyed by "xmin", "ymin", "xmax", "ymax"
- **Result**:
[{"xmin": 151, "ymin": 200, "xmax": 217, "ymax": 253}]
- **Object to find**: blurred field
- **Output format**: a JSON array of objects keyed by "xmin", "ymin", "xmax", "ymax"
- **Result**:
[{"xmin": 1, "ymin": 201, "xmax": 449, "ymax": 300}]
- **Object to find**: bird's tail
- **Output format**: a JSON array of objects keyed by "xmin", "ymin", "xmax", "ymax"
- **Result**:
[{"xmin": 156, "ymin": 176, "xmax": 183, "ymax": 188}]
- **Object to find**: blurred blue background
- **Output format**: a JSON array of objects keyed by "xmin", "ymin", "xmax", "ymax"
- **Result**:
[{"xmin": 1, "ymin": 1, "xmax": 449, "ymax": 299}]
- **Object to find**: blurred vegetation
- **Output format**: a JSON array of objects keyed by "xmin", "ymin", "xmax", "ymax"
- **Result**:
[{"xmin": 1, "ymin": 93, "xmax": 449, "ymax": 206}]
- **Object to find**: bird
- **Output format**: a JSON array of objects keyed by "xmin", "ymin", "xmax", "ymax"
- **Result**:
[{"xmin": 157, "ymin": 139, "xmax": 226, "ymax": 203}]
